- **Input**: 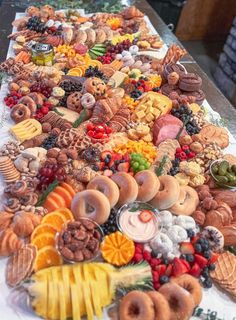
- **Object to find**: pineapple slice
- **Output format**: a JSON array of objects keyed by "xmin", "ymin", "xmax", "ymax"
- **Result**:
[
  {"xmin": 93, "ymin": 267, "xmax": 111, "ymax": 306},
  {"xmin": 47, "ymin": 268, "xmax": 60, "ymax": 320},
  {"xmin": 72, "ymin": 264, "xmax": 86, "ymax": 316},
  {"xmin": 86, "ymin": 266, "xmax": 103, "ymax": 319},
  {"xmin": 29, "ymin": 279, "xmax": 48, "ymax": 319},
  {"xmin": 61, "ymin": 265, "xmax": 72, "ymax": 318},
  {"xmin": 58, "ymin": 281, "xmax": 67, "ymax": 320},
  {"xmin": 70, "ymin": 281, "xmax": 81, "ymax": 320},
  {"xmin": 82, "ymin": 264, "xmax": 95, "ymax": 320}
]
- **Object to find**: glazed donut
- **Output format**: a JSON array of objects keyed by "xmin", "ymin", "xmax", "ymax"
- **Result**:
[
  {"xmin": 174, "ymin": 215, "xmax": 196, "ymax": 230},
  {"xmin": 150, "ymin": 232, "xmax": 173, "ymax": 256},
  {"xmin": 28, "ymin": 92, "xmax": 44, "ymax": 106},
  {"xmin": 146, "ymin": 291, "xmax": 171, "ymax": 320},
  {"xmin": 149, "ymin": 175, "xmax": 180, "ymax": 210},
  {"xmin": 159, "ymin": 282, "xmax": 195, "ymax": 320},
  {"xmin": 87, "ymin": 175, "xmax": 119, "ymax": 208},
  {"xmin": 71, "ymin": 190, "xmax": 110, "ymax": 224},
  {"xmin": 171, "ymin": 274, "xmax": 203, "ymax": 307},
  {"xmin": 111, "ymin": 172, "xmax": 138, "ymax": 207},
  {"xmin": 169, "ymin": 186, "xmax": 199, "ymax": 216},
  {"xmin": 159, "ymin": 210, "xmax": 173, "ymax": 228},
  {"xmin": 10, "ymin": 104, "xmax": 31, "ymax": 123},
  {"xmin": 80, "ymin": 93, "xmax": 96, "ymax": 110},
  {"xmin": 134, "ymin": 170, "xmax": 160, "ymax": 202},
  {"xmin": 201, "ymin": 226, "xmax": 224, "ymax": 252},
  {"xmin": 119, "ymin": 291, "xmax": 155, "ymax": 320},
  {"xmin": 167, "ymin": 225, "xmax": 188, "ymax": 243},
  {"xmin": 18, "ymin": 96, "xmax": 37, "ymax": 114}
]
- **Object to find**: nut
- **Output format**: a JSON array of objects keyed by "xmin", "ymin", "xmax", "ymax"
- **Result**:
[
  {"xmin": 66, "ymin": 148, "xmax": 77, "ymax": 160},
  {"xmin": 42, "ymin": 122, "xmax": 52, "ymax": 133},
  {"xmin": 57, "ymin": 153, "xmax": 68, "ymax": 165},
  {"xmin": 47, "ymin": 148, "xmax": 59, "ymax": 158},
  {"xmin": 60, "ymin": 247, "xmax": 74, "ymax": 261}
]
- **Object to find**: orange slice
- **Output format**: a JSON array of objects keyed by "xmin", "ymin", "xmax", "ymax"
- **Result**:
[
  {"xmin": 30, "ymin": 223, "xmax": 57, "ymax": 241},
  {"xmin": 48, "ymin": 191, "xmax": 66, "ymax": 207},
  {"xmin": 56, "ymin": 208, "xmax": 74, "ymax": 221},
  {"xmin": 41, "ymin": 212, "xmax": 67, "ymax": 231},
  {"xmin": 43, "ymin": 197, "xmax": 60, "ymax": 212},
  {"xmin": 33, "ymin": 245, "xmax": 63, "ymax": 272},
  {"xmin": 53, "ymin": 186, "xmax": 72, "ymax": 207},
  {"xmin": 60, "ymin": 182, "xmax": 76, "ymax": 197},
  {"xmin": 31, "ymin": 232, "xmax": 56, "ymax": 250}
]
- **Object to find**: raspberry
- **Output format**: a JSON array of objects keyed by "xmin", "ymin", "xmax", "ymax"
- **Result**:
[
  {"xmin": 152, "ymin": 270, "xmax": 159, "ymax": 282},
  {"xmin": 135, "ymin": 247, "xmax": 143, "ymax": 254},
  {"xmin": 143, "ymin": 251, "xmax": 151, "ymax": 261},
  {"xmin": 150, "ymin": 258, "xmax": 161, "ymax": 267},
  {"xmin": 154, "ymin": 281, "xmax": 161, "ymax": 290},
  {"xmin": 133, "ymin": 253, "xmax": 143, "ymax": 263}
]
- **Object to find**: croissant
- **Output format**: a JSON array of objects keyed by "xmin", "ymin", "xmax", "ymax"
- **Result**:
[
  {"xmin": 0, "ymin": 228, "xmax": 23, "ymax": 256},
  {"xmin": 0, "ymin": 212, "xmax": 14, "ymax": 231},
  {"xmin": 122, "ymin": 6, "xmax": 144, "ymax": 19},
  {"xmin": 219, "ymin": 225, "xmax": 236, "ymax": 246},
  {"xmin": 12, "ymin": 211, "xmax": 41, "ymax": 238}
]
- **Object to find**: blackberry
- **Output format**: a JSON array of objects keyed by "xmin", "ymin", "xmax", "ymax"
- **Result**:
[
  {"xmin": 85, "ymin": 66, "xmax": 108, "ymax": 82},
  {"xmin": 41, "ymin": 135, "xmax": 57, "ymax": 150},
  {"xmin": 169, "ymin": 158, "xmax": 180, "ymax": 176},
  {"xmin": 60, "ymin": 80, "xmax": 82, "ymax": 93},
  {"xmin": 100, "ymin": 209, "xmax": 118, "ymax": 235},
  {"xmin": 171, "ymin": 105, "xmax": 200, "ymax": 136},
  {"xmin": 26, "ymin": 16, "xmax": 47, "ymax": 33}
]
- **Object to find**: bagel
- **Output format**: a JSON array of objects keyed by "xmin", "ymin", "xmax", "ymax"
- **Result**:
[
  {"xmin": 146, "ymin": 291, "xmax": 171, "ymax": 320},
  {"xmin": 87, "ymin": 175, "xmax": 119, "ymax": 208},
  {"xmin": 149, "ymin": 175, "xmax": 180, "ymax": 210},
  {"xmin": 134, "ymin": 170, "xmax": 160, "ymax": 202},
  {"xmin": 71, "ymin": 189, "xmax": 110, "ymax": 225},
  {"xmin": 171, "ymin": 274, "xmax": 203, "ymax": 307},
  {"xmin": 159, "ymin": 282, "xmax": 195, "ymax": 320},
  {"xmin": 119, "ymin": 290, "xmax": 155, "ymax": 320},
  {"xmin": 111, "ymin": 172, "xmax": 138, "ymax": 207},
  {"xmin": 27, "ymin": 92, "xmax": 44, "ymax": 106},
  {"xmin": 18, "ymin": 96, "xmax": 37, "ymax": 114},
  {"xmin": 169, "ymin": 186, "xmax": 199, "ymax": 216}
]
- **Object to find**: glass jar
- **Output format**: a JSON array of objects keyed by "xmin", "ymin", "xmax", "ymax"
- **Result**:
[{"xmin": 31, "ymin": 43, "xmax": 54, "ymax": 66}]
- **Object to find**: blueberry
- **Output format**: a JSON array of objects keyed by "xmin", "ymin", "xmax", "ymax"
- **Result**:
[
  {"xmin": 180, "ymin": 254, "xmax": 186, "ymax": 260},
  {"xmin": 203, "ymin": 250, "xmax": 211, "ymax": 260},
  {"xmin": 92, "ymin": 165, "xmax": 99, "ymax": 171},
  {"xmin": 179, "ymin": 106, "xmax": 186, "ymax": 114},
  {"xmin": 104, "ymin": 156, "xmax": 110, "ymax": 164},
  {"xmin": 160, "ymin": 275, "xmax": 169, "ymax": 284},
  {"xmin": 194, "ymin": 243, "xmax": 202, "ymax": 253},
  {"xmin": 197, "ymin": 238, "xmax": 206, "ymax": 245},
  {"xmin": 162, "ymin": 258, "xmax": 169, "ymax": 265},
  {"xmin": 208, "ymin": 264, "xmax": 216, "ymax": 271},
  {"xmin": 203, "ymin": 279, "xmax": 212, "ymax": 288},
  {"xmin": 186, "ymin": 254, "xmax": 195, "ymax": 263},
  {"xmin": 201, "ymin": 243, "xmax": 209, "ymax": 251},
  {"xmin": 174, "ymin": 112, "xmax": 180, "ymax": 118},
  {"xmin": 201, "ymin": 267, "xmax": 209, "ymax": 278},
  {"xmin": 187, "ymin": 229, "xmax": 195, "ymax": 238}
]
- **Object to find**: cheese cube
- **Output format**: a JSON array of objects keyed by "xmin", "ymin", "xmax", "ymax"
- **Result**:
[
  {"xmin": 136, "ymin": 110, "xmax": 146, "ymax": 119},
  {"xmin": 152, "ymin": 108, "xmax": 161, "ymax": 117},
  {"xmin": 145, "ymin": 113, "xmax": 154, "ymax": 122}
]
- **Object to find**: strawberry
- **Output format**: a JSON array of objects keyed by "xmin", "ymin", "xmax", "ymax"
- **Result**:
[
  {"xmin": 194, "ymin": 254, "xmax": 208, "ymax": 268},
  {"xmin": 135, "ymin": 243, "xmax": 143, "ymax": 251},
  {"xmin": 172, "ymin": 257, "xmax": 189, "ymax": 277},
  {"xmin": 208, "ymin": 252, "xmax": 219, "ymax": 265},
  {"xmin": 154, "ymin": 281, "xmax": 161, "ymax": 290},
  {"xmin": 165, "ymin": 264, "xmax": 173, "ymax": 276},
  {"xmin": 181, "ymin": 259, "xmax": 191, "ymax": 271},
  {"xmin": 139, "ymin": 210, "xmax": 153, "ymax": 223},
  {"xmin": 180, "ymin": 242, "xmax": 195, "ymax": 254},
  {"xmin": 189, "ymin": 262, "xmax": 201, "ymax": 277},
  {"xmin": 94, "ymin": 132, "xmax": 103, "ymax": 139},
  {"xmin": 191, "ymin": 235, "xmax": 200, "ymax": 245},
  {"xmin": 123, "ymin": 153, "xmax": 131, "ymax": 162},
  {"xmin": 155, "ymin": 264, "xmax": 167, "ymax": 276},
  {"xmin": 108, "ymin": 159, "xmax": 115, "ymax": 168},
  {"xmin": 135, "ymin": 247, "xmax": 143, "ymax": 254},
  {"xmin": 87, "ymin": 130, "xmax": 95, "ymax": 137},
  {"xmin": 101, "ymin": 150, "xmax": 113, "ymax": 160},
  {"xmin": 150, "ymin": 258, "xmax": 161, "ymax": 268},
  {"xmin": 133, "ymin": 253, "xmax": 143, "ymax": 263},
  {"xmin": 152, "ymin": 270, "xmax": 159, "ymax": 282},
  {"xmin": 117, "ymin": 162, "xmax": 130, "ymax": 172},
  {"xmin": 86, "ymin": 123, "xmax": 95, "ymax": 131},
  {"xmin": 99, "ymin": 162, "xmax": 105, "ymax": 170},
  {"xmin": 113, "ymin": 153, "xmax": 123, "ymax": 161},
  {"xmin": 143, "ymin": 251, "xmax": 151, "ymax": 261},
  {"xmin": 103, "ymin": 169, "xmax": 113, "ymax": 177}
]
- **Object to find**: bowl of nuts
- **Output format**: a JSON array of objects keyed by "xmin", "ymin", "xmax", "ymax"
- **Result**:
[{"xmin": 56, "ymin": 218, "xmax": 104, "ymax": 263}]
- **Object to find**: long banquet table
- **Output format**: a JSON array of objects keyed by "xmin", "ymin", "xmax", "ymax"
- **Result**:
[{"xmin": 1, "ymin": 0, "xmax": 235, "ymax": 137}]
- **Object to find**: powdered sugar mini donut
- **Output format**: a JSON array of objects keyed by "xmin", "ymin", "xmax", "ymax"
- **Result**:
[
  {"xmin": 150, "ymin": 232, "xmax": 173, "ymax": 255},
  {"xmin": 87, "ymin": 175, "xmax": 119, "ymax": 208},
  {"xmin": 167, "ymin": 225, "xmax": 188, "ymax": 243},
  {"xmin": 134, "ymin": 170, "xmax": 160, "ymax": 202},
  {"xmin": 174, "ymin": 215, "xmax": 196, "ymax": 230},
  {"xmin": 159, "ymin": 210, "xmax": 173, "ymax": 228},
  {"xmin": 111, "ymin": 172, "xmax": 138, "ymax": 207},
  {"xmin": 80, "ymin": 93, "xmax": 96, "ymax": 109},
  {"xmin": 71, "ymin": 190, "xmax": 110, "ymax": 224}
]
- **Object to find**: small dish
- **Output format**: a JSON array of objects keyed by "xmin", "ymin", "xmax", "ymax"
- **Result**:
[
  {"xmin": 117, "ymin": 201, "xmax": 160, "ymax": 243},
  {"xmin": 56, "ymin": 217, "xmax": 104, "ymax": 264},
  {"xmin": 210, "ymin": 159, "xmax": 236, "ymax": 190}
]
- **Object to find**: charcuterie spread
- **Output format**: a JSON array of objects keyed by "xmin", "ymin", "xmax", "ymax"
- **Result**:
[{"xmin": 0, "ymin": 4, "xmax": 236, "ymax": 320}]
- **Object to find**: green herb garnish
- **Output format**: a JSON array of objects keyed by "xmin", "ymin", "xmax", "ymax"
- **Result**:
[
  {"xmin": 72, "ymin": 109, "xmax": 87, "ymax": 128},
  {"xmin": 226, "ymin": 246, "xmax": 236, "ymax": 256},
  {"xmin": 36, "ymin": 180, "xmax": 59, "ymax": 206},
  {"xmin": 155, "ymin": 155, "xmax": 168, "ymax": 177},
  {"xmin": 53, "ymin": 108, "xmax": 65, "ymax": 117},
  {"xmin": 129, "ymin": 203, "xmax": 153, "ymax": 212}
]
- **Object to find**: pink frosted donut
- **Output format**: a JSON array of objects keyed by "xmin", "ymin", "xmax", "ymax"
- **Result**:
[
  {"xmin": 134, "ymin": 170, "xmax": 160, "ymax": 202},
  {"xmin": 80, "ymin": 93, "xmax": 96, "ymax": 109},
  {"xmin": 87, "ymin": 175, "xmax": 119, "ymax": 208}
]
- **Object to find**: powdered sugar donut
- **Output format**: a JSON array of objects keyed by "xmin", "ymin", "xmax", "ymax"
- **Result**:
[
  {"xmin": 159, "ymin": 210, "xmax": 173, "ymax": 229},
  {"xmin": 174, "ymin": 215, "xmax": 196, "ymax": 230},
  {"xmin": 150, "ymin": 232, "xmax": 173, "ymax": 255},
  {"xmin": 80, "ymin": 93, "xmax": 96, "ymax": 109},
  {"xmin": 167, "ymin": 225, "xmax": 188, "ymax": 243}
]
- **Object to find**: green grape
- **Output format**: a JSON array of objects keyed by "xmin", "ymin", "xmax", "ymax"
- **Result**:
[
  {"xmin": 144, "ymin": 162, "xmax": 150, "ymax": 169},
  {"xmin": 139, "ymin": 159, "xmax": 146, "ymax": 165},
  {"xmin": 139, "ymin": 165, "xmax": 145, "ymax": 171},
  {"xmin": 132, "ymin": 162, "xmax": 139, "ymax": 169}
]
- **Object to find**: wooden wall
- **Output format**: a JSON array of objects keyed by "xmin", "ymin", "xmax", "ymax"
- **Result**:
[{"xmin": 176, "ymin": 0, "xmax": 236, "ymax": 41}]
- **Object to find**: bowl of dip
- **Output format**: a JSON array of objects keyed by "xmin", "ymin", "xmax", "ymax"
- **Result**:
[{"xmin": 117, "ymin": 202, "xmax": 160, "ymax": 243}]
